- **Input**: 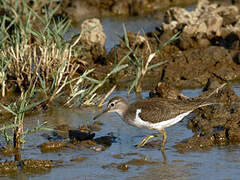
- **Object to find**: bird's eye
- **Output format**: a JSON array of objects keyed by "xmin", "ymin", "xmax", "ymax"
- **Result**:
[{"xmin": 110, "ymin": 103, "xmax": 114, "ymax": 107}]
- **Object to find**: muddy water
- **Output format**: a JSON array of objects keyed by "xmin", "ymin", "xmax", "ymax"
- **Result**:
[{"xmin": 0, "ymin": 85, "xmax": 240, "ymax": 180}]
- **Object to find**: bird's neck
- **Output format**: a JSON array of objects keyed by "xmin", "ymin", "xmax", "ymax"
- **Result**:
[{"xmin": 116, "ymin": 104, "xmax": 129, "ymax": 118}]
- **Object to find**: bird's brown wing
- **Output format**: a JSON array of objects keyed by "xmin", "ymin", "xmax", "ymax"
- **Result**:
[{"xmin": 129, "ymin": 98, "xmax": 200, "ymax": 123}]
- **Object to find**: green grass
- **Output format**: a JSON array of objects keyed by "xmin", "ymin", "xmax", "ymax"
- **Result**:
[
  {"xmin": 120, "ymin": 24, "xmax": 181, "ymax": 94},
  {"xmin": 0, "ymin": 0, "xmax": 129, "ymax": 157}
]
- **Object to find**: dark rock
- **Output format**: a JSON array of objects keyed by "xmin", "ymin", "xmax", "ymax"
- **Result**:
[
  {"xmin": 94, "ymin": 135, "xmax": 116, "ymax": 147},
  {"xmin": 69, "ymin": 130, "xmax": 95, "ymax": 141},
  {"xmin": 233, "ymin": 52, "xmax": 240, "ymax": 64}
]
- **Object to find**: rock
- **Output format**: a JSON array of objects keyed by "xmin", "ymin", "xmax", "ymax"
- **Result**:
[
  {"xmin": 226, "ymin": 119, "xmax": 240, "ymax": 143},
  {"xmin": 163, "ymin": 7, "xmax": 192, "ymax": 25},
  {"xmin": 81, "ymin": 18, "xmax": 106, "ymax": 48},
  {"xmin": 40, "ymin": 141, "xmax": 67, "ymax": 153},
  {"xmin": 94, "ymin": 135, "xmax": 116, "ymax": 147},
  {"xmin": 73, "ymin": 18, "xmax": 106, "ymax": 64},
  {"xmin": 69, "ymin": 130, "xmax": 95, "ymax": 141},
  {"xmin": 102, "ymin": 0, "xmax": 240, "ymax": 89},
  {"xmin": 80, "ymin": 140, "xmax": 97, "ymax": 148},
  {"xmin": 91, "ymin": 145, "xmax": 107, "ymax": 152},
  {"xmin": 162, "ymin": 0, "xmax": 240, "ymax": 48},
  {"xmin": 233, "ymin": 53, "xmax": 240, "ymax": 64}
]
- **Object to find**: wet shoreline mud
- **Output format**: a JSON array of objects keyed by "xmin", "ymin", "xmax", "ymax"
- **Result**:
[
  {"xmin": 103, "ymin": 0, "xmax": 240, "ymax": 89},
  {"xmin": 146, "ymin": 80, "xmax": 240, "ymax": 152},
  {"xmin": 60, "ymin": 0, "xmax": 240, "ymax": 90},
  {"xmin": 1, "ymin": 0, "xmax": 240, "ymax": 178}
]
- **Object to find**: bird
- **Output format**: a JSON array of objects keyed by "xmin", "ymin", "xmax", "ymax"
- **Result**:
[
  {"xmin": 93, "ymin": 84, "xmax": 225, "ymax": 150},
  {"xmin": 94, "ymin": 97, "xmax": 215, "ymax": 150}
]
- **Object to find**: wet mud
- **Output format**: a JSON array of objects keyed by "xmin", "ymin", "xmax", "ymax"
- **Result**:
[
  {"xmin": 101, "ymin": 0, "xmax": 240, "ymax": 89},
  {"xmin": 39, "ymin": 122, "xmax": 115, "ymax": 153},
  {"xmin": 1, "ymin": 0, "xmax": 240, "ymax": 179},
  {"xmin": 112, "ymin": 158, "xmax": 159, "ymax": 172},
  {"xmin": 0, "ymin": 159, "xmax": 53, "ymax": 175},
  {"xmin": 151, "ymin": 80, "xmax": 240, "ymax": 153}
]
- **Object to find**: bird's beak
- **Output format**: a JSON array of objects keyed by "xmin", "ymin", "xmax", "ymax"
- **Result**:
[{"xmin": 93, "ymin": 107, "xmax": 110, "ymax": 120}]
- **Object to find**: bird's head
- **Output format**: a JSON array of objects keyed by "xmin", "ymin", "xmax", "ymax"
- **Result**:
[{"xmin": 93, "ymin": 96, "xmax": 128, "ymax": 120}]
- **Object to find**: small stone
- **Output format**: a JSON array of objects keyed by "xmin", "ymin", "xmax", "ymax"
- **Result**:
[
  {"xmin": 40, "ymin": 141, "xmax": 67, "ymax": 153},
  {"xmin": 91, "ymin": 145, "xmax": 106, "ymax": 152},
  {"xmin": 70, "ymin": 157, "xmax": 87, "ymax": 162},
  {"xmin": 117, "ymin": 163, "xmax": 130, "ymax": 171}
]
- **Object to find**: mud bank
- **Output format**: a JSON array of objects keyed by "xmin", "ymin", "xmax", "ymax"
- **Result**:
[
  {"xmin": 149, "ymin": 80, "xmax": 240, "ymax": 152},
  {"xmin": 102, "ymin": 0, "xmax": 240, "ymax": 89}
]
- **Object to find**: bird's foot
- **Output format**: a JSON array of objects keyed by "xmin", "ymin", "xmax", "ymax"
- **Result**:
[{"xmin": 136, "ymin": 135, "xmax": 155, "ymax": 148}]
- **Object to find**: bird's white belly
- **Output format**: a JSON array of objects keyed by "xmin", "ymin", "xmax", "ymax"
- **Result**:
[{"xmin": 128, "ymin": 109, "xmax": 193, "ymax": 131}]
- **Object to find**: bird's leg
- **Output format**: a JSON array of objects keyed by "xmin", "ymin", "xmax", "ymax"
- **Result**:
[
  {"xmin": 136, "ymin": 129, "xmax": 167, "ymax": 149},
  {"xmin": 137, "ymin": 135, "xmax": 155, "ymax": 148},
  {"xmin": 160, "ymin": 129, "xmax": 167, "ymax": 151}
]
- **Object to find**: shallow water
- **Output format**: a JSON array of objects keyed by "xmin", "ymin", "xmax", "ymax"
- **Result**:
[
  {"xmin": 2, "ymin": 5, "xmax": 240, "ymax": 178},
  {"xmin": 1, "ymin": 84, "xmax": 240, "ymax": 180},
  {"xmin": 65, "ymin": 16, "xmax": 161, "ymax": 53}
]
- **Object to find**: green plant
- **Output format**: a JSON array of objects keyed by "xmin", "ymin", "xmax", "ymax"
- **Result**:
[
  {"xmin": 0, "ymin": 80, "xmax": 48, "ymax": 160},
  {"xmin": 0, "ymin": 0, "xmax": 131, "ymax": 160},
  {"xmin": 121, "ymin": 24, "xmax": 181, "ymax": 94}
]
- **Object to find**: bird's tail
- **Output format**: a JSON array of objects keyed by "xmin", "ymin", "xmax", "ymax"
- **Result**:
[
  {"xmin": 199, "ymin": 83, "xmax": 226, "ymax": 106},
  {"xmin": 205, "ymin": 83, "xmax": 226, "ymax": 99}
]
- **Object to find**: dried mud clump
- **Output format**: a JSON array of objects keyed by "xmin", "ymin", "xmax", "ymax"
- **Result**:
[
  {"xmin": 105, "ymin": 0, "xmax": 240, "ymax": 88},
  {"xmin": 0, "ymin": 159, "xmax": 53, "ymax": 175},
  {"xmin": 149, "ymin": 81, "xmax": 187, "ymax": 100},
  {"xmin": 0, "ymin": 161, "xmax": 18, "ymax": 174},
  {"xmin": 40, "ymin": 141, "xmax": 68, "ymax": 153},
  {"xmin": 21, "ymin": 159, "xmax": 52, "ymax": 173},
  {"xmin": 174, "ymin": 82, "xmax": 240, "ymax": 153}
]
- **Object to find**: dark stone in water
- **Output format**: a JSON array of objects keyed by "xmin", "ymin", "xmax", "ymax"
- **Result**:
[
  {"xmin": 69, "ymin": 130, "xmax": 95, "ymax": 141},
  {"xmin": 94, "ymin": 135, "xmax": 117, "ymax": 147}
]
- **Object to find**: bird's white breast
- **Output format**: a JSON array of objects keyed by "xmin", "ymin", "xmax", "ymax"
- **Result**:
[{"xmin": 128, "ymin": 109, "xmax": 193, "ymax": 131}]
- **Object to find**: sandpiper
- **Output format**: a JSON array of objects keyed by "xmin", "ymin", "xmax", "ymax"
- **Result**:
[{"xmin": 93, "ymin": 95, "xmax": 219, "ymax": 150}]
